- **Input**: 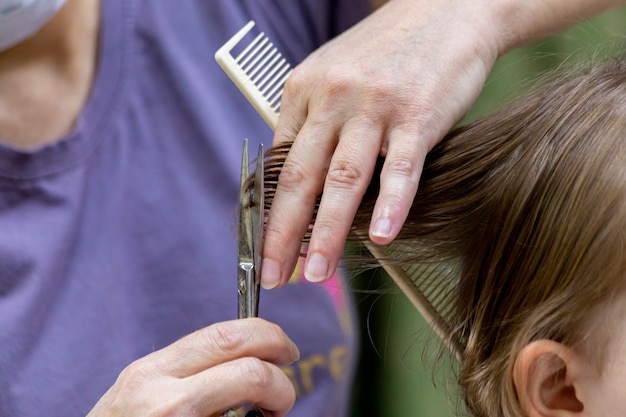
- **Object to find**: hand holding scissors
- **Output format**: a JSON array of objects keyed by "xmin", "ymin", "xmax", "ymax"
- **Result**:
[{"xmin": 88, "ymin": 140, "xmax": 297, "ymax": 417}]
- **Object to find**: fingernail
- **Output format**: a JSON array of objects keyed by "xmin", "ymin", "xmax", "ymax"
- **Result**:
[
  {"xmin": 371, "ymin": 217, "xmax": 392, "ymax": 238},
  {"xmin": 261, "ymin": 258, "xmax": 281, "ymax": 289},
  {"xmin": 304, "ymin": 253, "xmax": 328, "ymax": 283},
  {"xmin": 289, "ymin": 341, "xmax": 301, "ymax": 362}
]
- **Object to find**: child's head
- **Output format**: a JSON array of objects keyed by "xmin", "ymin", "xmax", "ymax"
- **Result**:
[
  {"xmin": 261, "ymin": 56, "xmax": 626, "ymax": 417},
  {"xmin": 417, "ymin": 56, "xmax": 626, "ymax": 417}
]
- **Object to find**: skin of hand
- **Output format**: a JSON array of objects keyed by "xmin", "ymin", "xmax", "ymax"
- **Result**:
[
  {"xmin": 86, "ymin": 318, "xmax": 299, "ymax": 417},
  {"xmin": 260, "ymin": 0, "xmax": 626, "ymax": 289}
]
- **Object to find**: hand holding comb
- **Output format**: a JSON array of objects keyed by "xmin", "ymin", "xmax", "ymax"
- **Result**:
[{"xmin": 216, "ymin": 21, "xmax": 463, "ymax": 359}]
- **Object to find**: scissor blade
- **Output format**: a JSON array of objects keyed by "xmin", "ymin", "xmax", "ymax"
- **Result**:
[
  {"xmin": 251, "ymin": 143, "xmax": 264, "ymax": 288},
  {"xmin": 238, "ymin": 139, "xmax": 255, "ymax": 319}
]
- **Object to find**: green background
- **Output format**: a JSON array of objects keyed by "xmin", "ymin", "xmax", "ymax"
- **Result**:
[{"xmin": 350, "ymin": 6, "xmax": 626, "ymax": 417}]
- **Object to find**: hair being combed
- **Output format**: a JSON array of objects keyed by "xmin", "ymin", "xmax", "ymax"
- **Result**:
[{"xmin": 255, "ymin": 56, "xmax": 626, "ymax": 417}]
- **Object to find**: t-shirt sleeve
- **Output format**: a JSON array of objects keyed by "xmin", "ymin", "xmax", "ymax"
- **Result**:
[{"xmin": 333, "ymin": 0, "xmax": 373, "ymax": 35}]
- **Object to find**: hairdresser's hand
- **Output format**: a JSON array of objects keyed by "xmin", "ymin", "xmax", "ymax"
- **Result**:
[
  {"xmin": 87, "ymin": 318, "xmax": 299, "ymax": 417},
  {"xmin": 261, "ymin": 0, "xmax": 500, "ymax": 287}
]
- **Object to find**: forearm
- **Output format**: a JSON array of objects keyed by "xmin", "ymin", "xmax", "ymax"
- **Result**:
[
  {"xmin": 371, "ymin": 0, "xmax": 624, "ymax": 55},
  {"xmin": 490, "ymin": 0, "xmax": 626, "ymax": 54}
]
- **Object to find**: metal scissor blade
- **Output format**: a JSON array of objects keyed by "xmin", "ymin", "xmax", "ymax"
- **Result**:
[
  {"xmin": 237, "ymin": 139, "xmax": 263, "ymax": 319},
  {"xmin": 252, "ymin": 143, "xmax": 264, "ymax": 289}
]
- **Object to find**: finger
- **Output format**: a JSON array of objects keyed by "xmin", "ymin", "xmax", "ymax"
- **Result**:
[
  {"xmin": 303, "ymin": 119, "xmax": 382, "ymax": 283},
  {"xmin": 272, "ymin": 65, "xmax": 309, "ymax": 145},
  {"xmin": 190, "ymin": 358, "xmax": 296, "ymax": 417},
  {"xmin": 369, "ymin": 128, "xmax": 427, "ymax": 245},
  {"xmin": 145, "ymin": 318, "xmax": 300, "ymax": 378},
  {"xmin": 262, "ymin": 118, "xmax": 339, "ymax": 289}
]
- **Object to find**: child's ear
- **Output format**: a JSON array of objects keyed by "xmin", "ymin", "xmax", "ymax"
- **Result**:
[{"xmin": 513, "ymin": 340, "xmax": 585, "ymax": 417}]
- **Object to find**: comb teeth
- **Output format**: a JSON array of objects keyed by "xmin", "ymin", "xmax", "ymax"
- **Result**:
[
  {"xmin": 364, "ymin": 241, "xmax": 463, "ymax": 359},
  {"xmin": 215, "ymin": 21, "xmax": 292, "ymax": 129},
  {"xmin": 235, "ymin": 33, "xmax": 292, "ymax": 113}
]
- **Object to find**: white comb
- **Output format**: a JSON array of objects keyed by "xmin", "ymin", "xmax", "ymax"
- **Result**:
[
  {"xmin": 215, "ymin": 21, "xmax": 462, "ymax": 359},
  {"xmin": 215, "ymin": 21, "xmax": 292, "ymax": 129}
]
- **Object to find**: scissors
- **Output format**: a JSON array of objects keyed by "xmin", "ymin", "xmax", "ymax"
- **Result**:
[
  {"xmin": 221, "ymin": 140, "xmax": 266, "ymax": 417},
  {"xmin": 237, "ymin": 139, "xmax": 264, "ymax": 319}
]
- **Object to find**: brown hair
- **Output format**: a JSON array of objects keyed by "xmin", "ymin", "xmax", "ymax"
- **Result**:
[{"xmin": 257, "ymin": 56, "xmax": 626, "ymax": 417}]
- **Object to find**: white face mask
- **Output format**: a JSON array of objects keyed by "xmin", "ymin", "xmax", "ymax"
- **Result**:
[{"xmin": 0, "ymin": 0, "xmax": 67, "ymax": 51}]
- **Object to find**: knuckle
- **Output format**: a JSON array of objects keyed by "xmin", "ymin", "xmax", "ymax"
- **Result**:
[
  {"xmin": 323, "ymin": 71, "xmax": 351, "ymax": 96},
  {"xmin": 326, "ymin": 160, "xmax": 366, "ymax": 190},
  {"xmin": 241, "ymin": 357, "xmax": 273, "ymax": 391},
  {"xmin": 117, "ymin": 360, "xmax": 152, "ymax": 391},
  {"xmin": 278, "ymin": 159, "xmax": 311, "ymax": 192},
  {"xmin": 283, "ymin": 67, "xmax": 308, "ymax": 95},
  {"xmin": 204, "ymin": 322, "xmax": 243, "ymax": 355},
  {"xmin": 263, "ymin": 321, "xmax": 286, "ymax": 344},
  {"xmin": 263, "ymin": 221, "xmax": 294, "ymax": 247},
  {"xmin": 396, "ymin": 97, "xmax": 447, "ymax": 139},
  {"xmin": 283, "ymin": 65, "xmax": 319, "ymax": 99},
  {"xmin": 292, "ymin": 65, "xmax": 352, "ymax": 99},
  {"xmin": 368, "ymin": 78, "xmax": 396, "ymax": 99},
  {"xmin": 384, "ymin": 155, "xmax": 419, "ymax": 179}
]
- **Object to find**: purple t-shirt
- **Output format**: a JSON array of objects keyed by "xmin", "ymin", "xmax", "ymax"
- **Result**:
[{"xmin": 0, "ymin": 1, "xmax": 371, "ymax": 416}]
